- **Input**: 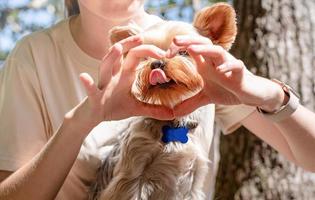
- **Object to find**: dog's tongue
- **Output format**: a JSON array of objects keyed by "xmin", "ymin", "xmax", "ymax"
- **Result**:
[{"xmin": 149, "ymin": 69, "xmax": 171, "ymax": 85}]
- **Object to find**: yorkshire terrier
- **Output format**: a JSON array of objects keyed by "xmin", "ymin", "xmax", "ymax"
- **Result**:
[{"xmin": 90, "ymin": 3, "xmax": 237, "ymax": 200}]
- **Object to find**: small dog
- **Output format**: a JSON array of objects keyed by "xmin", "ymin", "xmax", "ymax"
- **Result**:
[{"xmin": 90, "ymin": 3, "xmax": 237, "ymax": 200}]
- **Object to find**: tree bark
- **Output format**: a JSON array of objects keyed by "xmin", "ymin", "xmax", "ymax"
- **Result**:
[{"xmin": 215, "ymin": 0, "xmax": 315, "ymax": 199}]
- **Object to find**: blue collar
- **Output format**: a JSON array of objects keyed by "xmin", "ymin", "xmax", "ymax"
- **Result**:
[{"xmin": 161, "ymin": 125, "xmax": 189, "ymax": 144}]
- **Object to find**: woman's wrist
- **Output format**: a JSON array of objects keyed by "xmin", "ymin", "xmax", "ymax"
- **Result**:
[
  {"xmin": 64, "ymin": 97, "xmax": 102, "ymax": 137},
  {"xmin": 258, "ymin": 79, "xmax": 288, "ymax": 112},
  {"xmin": 256, "ymin": 79, "xmax": 300, "ymax": 122}
]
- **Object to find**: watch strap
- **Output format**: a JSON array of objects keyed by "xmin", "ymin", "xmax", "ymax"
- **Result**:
[{"xmin": 257, "ymin": 79, "xmax": 300, "ymax": 122}]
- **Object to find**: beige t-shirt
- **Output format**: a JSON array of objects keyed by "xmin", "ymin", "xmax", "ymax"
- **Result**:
[{"xmin": 0, "ymin": 17, "xmax": 255, "ymax": 199}]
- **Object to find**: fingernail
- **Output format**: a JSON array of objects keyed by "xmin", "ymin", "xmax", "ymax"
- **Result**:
[
  {"xmin": 217, "ymin": 64, "xmax": 226, "ymax": 72},
  {"xmin": 174, "ymin": 35, "xmax": 185, "ymax": 43},
  {"xmin": 157, "ymin": 50, "xmax": 166, "ymax": 57},
  {"xmin": 102, "ymin": 44, "xmax": 123, "ymax": 61},
  {"xmin": 113, "ymin": 44, "xmax": 123, "ymax": 56},
  {"xmin": 165, "ymin": 49, "xmax": 171, "ymax": 58},
  {"xmin": 167, "ymin": 49, "xmax": 174, "ymax": 57},
  {"xmin": 134, "ymin": 35, "xmax": 143, "ymax": 43},
  {"xmin": 189, "ymin": 45, "xmax": 201, "ymax": 52}
]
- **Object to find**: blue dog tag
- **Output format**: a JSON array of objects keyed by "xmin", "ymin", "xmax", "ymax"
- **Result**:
[{"xmin": 161, "ymin": 125, "xmax": 189, "ymax": 144}]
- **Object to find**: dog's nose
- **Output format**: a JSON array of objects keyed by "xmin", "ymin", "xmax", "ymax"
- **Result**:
[{"xmin": 150, "ymin": 60, "xmax": 165, "ymax": 70}]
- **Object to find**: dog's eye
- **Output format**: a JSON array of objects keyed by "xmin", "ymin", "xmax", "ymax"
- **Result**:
[{"xmin": 178, "ymin": 50, "xmax": 189, "ymax": 56}]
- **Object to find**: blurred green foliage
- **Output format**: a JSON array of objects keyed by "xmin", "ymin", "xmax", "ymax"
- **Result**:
[{"xmin": 0, "ymin": 0, "xmax": 227, "ymax": 60}]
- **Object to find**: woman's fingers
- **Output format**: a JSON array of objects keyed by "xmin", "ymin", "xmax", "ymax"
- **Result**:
[
  {"xmin": 98, "ymin": 35, "xmax": 143, "ymax": 89},
  {"xmin": 79, "ymin": 73, "xmax": 99, "ymax": 97},
  {"xmin": 188, "ymin": 44, "xmax": 226, "ymax": 66},
  {"xmin": 186, "ymin": 47, "xmax": 208, "ymax": 75},
  {"xmin": 118, "ymin": 35, "xmax": 143, "ymax": 54},
  {"xmin": 133, "ymin": 101, "xmax": 174, "ymax": 120},
  {"xmin": 187, "ymin": 44, "xmax": 245, "ymax": 82},
  {"xmin": 166, "ymin": 42, "xmax": 187, "ymax": 58},
  {"xmin": 122, "ymin": 45, "xmax": 166, "ymax": 76},
  {"xmin": 216, "ymin": 59, "xmax": 245, "ymax": 74},
  {"xmin": 173, "ymin": 35, "xmax": 213, "ymax": 46},
  {"xmin": 166, "ymin": 35, "xmax": 229, "ymax": 68},
  {"xmin": 166, "ymin": 35, "xmax": 212, "ymax": 58},
  {"xmin": 98, "ymin": 43, "xmax": 123, "ymax": 89},
  {"xmin": 173, "ymin": 92, "xmax": 210, "ymax": 117},
  {"xmin": 112, "ymin": 36, "xmax": 144, "ymax": 75}
]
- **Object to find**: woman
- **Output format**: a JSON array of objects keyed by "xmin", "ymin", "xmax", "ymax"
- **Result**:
[{"xmin": 0, "ymin": 0, "xmax": 314, "ymax": 199}]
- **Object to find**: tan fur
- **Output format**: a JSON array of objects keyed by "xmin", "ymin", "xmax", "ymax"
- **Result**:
[
  {"xmin": 90, "ymin": 117, "xmax": 209, "ymax": 200},
  {"xmin": 89, "ymin": 3, "xmax": 237, "ymax": 200},
  {"xmin": 193, "ymin": 3, "xmax": 237, "ymax": 50},
  {"xmin": 109, "ymin": 24, "xmax": 143, "ymax": 45},
  {"xmin": 133, "ymin": 57, "xmax": 203, "ymax": 108}
]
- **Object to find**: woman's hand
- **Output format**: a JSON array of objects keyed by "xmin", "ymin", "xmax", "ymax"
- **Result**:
[
  {"xmin": 77, "ymin": 36, "xmax": 174, "ymax": 126},
  {"xmin": 167, "ymin": 35, "xmax": 284, "ymax": 117}
]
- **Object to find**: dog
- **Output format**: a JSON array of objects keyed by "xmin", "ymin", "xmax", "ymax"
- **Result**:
[{"xmin": 89, "ymin": 3, "xmax": 237, "ymax": 200}]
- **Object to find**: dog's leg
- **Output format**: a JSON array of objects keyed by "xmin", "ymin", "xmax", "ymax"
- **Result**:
[{"xmin": 189, "ymin": 155, "xmax": 209, "ymax": 200}]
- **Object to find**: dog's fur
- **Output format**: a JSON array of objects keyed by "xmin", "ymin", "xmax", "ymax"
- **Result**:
[{"xmin": 89, "ymin": 3, "xmax": 237, "ymax": 200}]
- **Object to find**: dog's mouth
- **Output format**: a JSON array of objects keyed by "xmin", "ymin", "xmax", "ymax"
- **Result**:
[
  {"xmin": 134, "ymin": 60, "xmax": 203, "ymax": 108},
  {"xmin": 154, "ymin": 80, "xmax": 177, "ymax": 89},
  {"xmin": 149, "ymin": 68, "xmax": 176, "ymax": 88},
  {"xmin": 149, "ymin": 68, "xmax": 170, "ymax": 85}
]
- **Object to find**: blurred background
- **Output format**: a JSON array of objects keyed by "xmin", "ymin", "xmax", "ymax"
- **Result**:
[
  {"xmin": 0, "ymin": 0, "xmax": 226, "ymax": 60},
  {"xmin": 1, "ymin": 0, "xmax": 315, "ymax": 199}
]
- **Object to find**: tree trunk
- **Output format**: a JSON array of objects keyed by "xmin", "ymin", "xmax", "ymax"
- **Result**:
[{"xmin": 215, "ymin": 0, "xmax": 315, "ymax": 199}]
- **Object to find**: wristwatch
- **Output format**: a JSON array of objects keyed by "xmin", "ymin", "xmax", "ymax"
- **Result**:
[{"xmin": 256, "ymin": 79, "xmax": 300, "ymax": 122}]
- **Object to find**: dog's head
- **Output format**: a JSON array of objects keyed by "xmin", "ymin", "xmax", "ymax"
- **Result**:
[{"xmin": 110, "ymin": 3, "xmax": 237, "ymax": 108}]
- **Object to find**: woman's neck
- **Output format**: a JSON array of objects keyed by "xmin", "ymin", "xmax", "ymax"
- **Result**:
[{"xmin": 70, "ymin": 5, "xmax": 160, "ymax": 60}]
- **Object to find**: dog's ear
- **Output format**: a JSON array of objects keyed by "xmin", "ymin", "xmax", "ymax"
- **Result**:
[
  {"xmin": 193, "ymin": 3, "xmax": 237, "ymax": 50},
  {"xmin": 109, "ymin": 24, "xmax": 142, "ymax": 45}
]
